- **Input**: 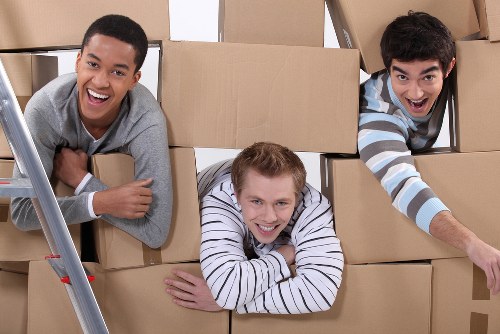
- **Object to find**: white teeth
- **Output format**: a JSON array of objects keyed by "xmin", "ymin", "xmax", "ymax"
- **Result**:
[
  {"xmin": 258, "ymin": 225, "xmax": 276, "ymax": 232},
  {"xmin": 88, "ymin": 89, "xmax": 109, "ymax": 100}
]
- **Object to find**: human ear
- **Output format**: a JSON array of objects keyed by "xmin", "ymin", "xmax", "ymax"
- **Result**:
[
  {"xmin": 445, "ymin": 58, "xmax": 456, "ymax": 78},
  {"xmin": 75, "ymin": 52, "xmax": 82, "ymax": 72},
  {"xmin": 129, "ymin": 70, "xmax": 142, "ymax": 90}
]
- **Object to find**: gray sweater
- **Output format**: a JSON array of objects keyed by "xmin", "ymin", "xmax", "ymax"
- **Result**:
[{"xmin": 11, "ymin": 73, "xmax": 173, "ymax": 248}]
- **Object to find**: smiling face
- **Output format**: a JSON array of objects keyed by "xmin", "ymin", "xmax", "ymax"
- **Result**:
[
  {"xmin": 75, "ymin": 34, "xmax": 141, "ymax": 138},
  {"xmin": 236, "ymin": 168, "xmax": 296, "ymax": 244},
  {"xmin": 390, "ymin": 58, "xmax": 454, "ymax": 118}
]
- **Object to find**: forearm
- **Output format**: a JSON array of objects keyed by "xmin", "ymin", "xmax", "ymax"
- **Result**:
[
  {"xmin": 83, "ymin": 176, "xmax": 172, "ymax": 249},
  {"xmin": 429, "ymin": 211, "xmax": 476, "ymax": 253}
]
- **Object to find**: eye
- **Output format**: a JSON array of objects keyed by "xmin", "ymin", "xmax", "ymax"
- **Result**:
[
  {"xmin": 251, "ymin": 199, "xmax": 262, "ymax": 205},
  {"xmin": 276, "ymin": 201, "xmax": 289, "ymax": 207},
  {"xmin": 423, "ymin": 74, "xmax": 435, "ymax": 81},
  {"xmin": 112, "ymin": 70, "xmax": 126, "ymax": 77},
  {"xmin": 87, "ymin": 61, "xmax": 99, "ymax": 68},
  {"xmin": 396, "ymin": 74, "xmax": 408, "ymax": 81}
]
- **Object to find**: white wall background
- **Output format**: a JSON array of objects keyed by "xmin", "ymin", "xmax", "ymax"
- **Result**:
[{"xmin": 52, "ymin": 0, "xmax": 451, "ymax": 190}]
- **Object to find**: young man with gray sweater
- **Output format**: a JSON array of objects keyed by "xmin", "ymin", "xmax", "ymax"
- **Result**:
[{"xmin": 11, "ymin": 15, "xmax": 172, "ymax": 249}]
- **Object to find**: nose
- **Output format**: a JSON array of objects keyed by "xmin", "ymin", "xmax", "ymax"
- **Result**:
[
  {"xmin": 408, "ymin": 81, "xmax": 424, "ymax": 100},
  {"xmin": 262, "ymin": 204, "xmax": 278, "ymax": 223},
  {"xmin": 92, "ymin": 70, "xmax": 110, "ymax": 88}
]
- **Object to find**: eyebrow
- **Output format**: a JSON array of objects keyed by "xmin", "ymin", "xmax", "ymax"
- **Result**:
[
  {"xmin": 392, "ymin": 65, "xmax": 440, "ymax": 76},
  {"xmin": 87, "ymin": 53, "xmax": 130, "ymax": 71}
]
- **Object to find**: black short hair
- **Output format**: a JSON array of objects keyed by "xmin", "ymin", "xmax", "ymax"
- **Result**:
[
  {"xmin": 81, "ymin": 14, "xmax": 148, "ymax": 73},
  {"xmin": 380, "ymin": 11, "xmax": 455, "ymax": 73}
]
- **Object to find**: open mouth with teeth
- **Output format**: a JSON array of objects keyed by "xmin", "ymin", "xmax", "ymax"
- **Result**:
[
  {"xmin": 257, "ymin": 224, "xmax": 278, "ymax": 233},
  {"xmin": 87, "ymin": 89, "xmax": 110, "ymax": 104},
  {"xmin": 406, "ymin": 98, "xmax": 428, "ymax": 112}
]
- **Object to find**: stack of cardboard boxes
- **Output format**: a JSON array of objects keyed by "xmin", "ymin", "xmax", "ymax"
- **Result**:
[
  {"xmin": 320, "ymin": 0, "xmax": 500, "ymax": 333},
  {"xmin": 0, "ymin": 0, "xmax": 499, "ymax": 333},
  {"xmin": 0, "ymin": 1, "xmax": 232, "ymax": 333}
]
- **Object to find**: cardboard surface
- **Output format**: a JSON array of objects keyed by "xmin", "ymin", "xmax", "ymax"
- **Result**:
[
  {"xmin": 0, "ymin": 270, "xmax": 28, "ymax": 334},
  {"xmin": 0, "ymin": 54, "xmax": 58, "ymax": 157},
  {"xmin": 486, "ymin": 0, "xmax": 500, "ymax": 41},
  {"xmin": 321, "ymin": 151, "xmax": 500, "ymax": 264},
  {"xmin": 0, "ymin": 0, "xmax": 169, "ymax": 50},
  {"xmin": 432, "ymin": 258, "xmax": 500, "ymax": 334},
  {"xmin": 92, "ymin": 148, "xmax": 200, "ymax": 270},
  {"xmin": 326, "ymin": 0, "xmax": 479, "ymax": 74},
  {"xmin": 0, "ymin": 261, "xmax": 29, "ymax": 274},
  {"xmin": 163, "ymin": 40, "xmax": 359, "ymax": 153},
  {"xmin": 232, "ymin": 263, "xmax": 431, "ymax": 334},
  {"xmin": 1, "ymin": 159, "xmax": 81, "ymax": 261},
  {"xmin": 28, "ymin": 261, "xmax": 229, "ymax": 334},
  {"xmin": 27, "ymin": 261, "xmax": 102, "ymax": 334},
  {"xmin": 219, "ymin": 0, "xmax": 324, "ymax": 47},
  {"xmin": 475, "ymin": 0, "xmax": 500, "ymax": 41},
  {"xmin": 453, "ymin": 40, "xmax": 500, "ymax": 152}
]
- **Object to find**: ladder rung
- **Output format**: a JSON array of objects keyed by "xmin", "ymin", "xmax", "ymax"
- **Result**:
[{"xmin": 0, "ymin": 178, "xmax": 36, "ymax": 198}]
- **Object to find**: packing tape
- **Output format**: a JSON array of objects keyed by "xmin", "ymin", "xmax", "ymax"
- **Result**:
[
  {"xmin": 472, "ymin": 264, "xmax": 490, "ymax": 301},
  {"xmin": 142, "ymin": 243, "xmax": 163, "ymax": 266},
  {"xmin": 470, "ymin": 312, "xmax": 488, "ymax": 334}
]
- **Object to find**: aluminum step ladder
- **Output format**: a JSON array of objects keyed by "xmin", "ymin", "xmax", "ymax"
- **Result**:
[{"xmin": 0, "ymin": 59, "xmax": 108, "ymax": 333}]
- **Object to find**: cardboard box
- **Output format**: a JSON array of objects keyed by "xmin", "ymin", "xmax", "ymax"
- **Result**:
[
  {"xmin": 28, "ymin": 261, "xmax": 229, "ymax": 334},
  {"xmin": 219, "ymin": 0, "xmax": 324, "ymax": 47},
  {"xmin": 326, "ymin": 0, "xmax": 479, "ymax": 74},
  {"xmin": 92, "ymin": 148, "xmax": 200, "ymax": 269},
  {"xmin": 473, "ymin": 0, "xmax": 500, "ymax": 41},
  {"xmin": 162, "ymin": 40, "xmax": 359, "ymax": 153},
  {"xmin": 453, "ymin": 40, "xmax": 500, "ymax": 152},
  {"xmin": 432, "ymin": 258, "xmax": 500, "ymax": 334},
  {"xmin": 0, "ymin": 270, "xmax": 28, "ymax": 334},
  {"xmin": 0, "ymin": 0, "xmax": 169, "ymax": 50},
  {"xmin": 0, "ymin": 54, "xmax": 58, "ymax": 157},
  {"xmin": 233, "ymin": 263, "xmax": 431, "ymax": 334},
  {"xmin": 27, "ymin": 261, "xmax": 103, "ymax": 334},
  {"xmin": 1, "ymin": 159, "xmax": 81, "ymax": 261},
  {"xmin": 321, "ymin": 151, "xmax": 500, "ymax": 264}
]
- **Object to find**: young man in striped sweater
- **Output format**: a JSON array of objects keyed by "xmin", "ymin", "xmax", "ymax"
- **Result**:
[
  {"xmin": 359, "ymin": 11, "xmax": 500, "ymax": 294},
  {"xmin": 165, "ymin": 142, "xmax": 343, "ymax": 313}
]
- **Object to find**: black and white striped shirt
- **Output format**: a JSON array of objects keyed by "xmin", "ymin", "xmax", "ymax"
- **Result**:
[{"xmin": 198, "ymin": 160, "xmax": 344, "ymax": 314}]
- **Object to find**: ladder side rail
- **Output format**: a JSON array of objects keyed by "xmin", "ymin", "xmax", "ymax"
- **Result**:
[{"xmin": 0, "ymin": 60, "xmax": 108, "ymax": 334}]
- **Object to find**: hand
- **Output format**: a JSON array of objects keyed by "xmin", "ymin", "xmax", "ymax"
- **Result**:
[
  {"xmin": 430, "ymin": 211, "xmax": 500, "ymax": 295},
  {"xmin": 164, "ymin": 270, "xmax": 223, "ymax": 312},
  {"xmin": 466, "ymin": 237, "xmax": 500, "ymax": 295},
  {"xmin": 277, "ymin": 244, "xmax": 296, "ymax": 266},
  {"xmin": 93, "ymin": 178, "xmax": 153, "ymax": 218},
  {"xmin": 53, "ymin": 148, "xmax": 88, "ymax": 188}
]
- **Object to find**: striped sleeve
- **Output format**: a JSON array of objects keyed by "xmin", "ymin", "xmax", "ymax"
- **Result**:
[
  {"xmin": 200, "ymin": 183, "xmax": 292, "ymax": 312},
  {"xmin": 238, "ymin": 185, "xmax": 343, "ymax": 314},
  {"xmin": 358, "ymin": 111, "xmax": 449, "ymax": 233}
]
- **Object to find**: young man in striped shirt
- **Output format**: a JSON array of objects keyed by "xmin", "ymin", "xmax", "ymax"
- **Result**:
[
  {"xmin": 165, "ymin": 142, "xmax": 343, "ymax": 313},
  {"xmin": 359, "ymin": 11, "xmax": 500, "ymax": 294}
]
